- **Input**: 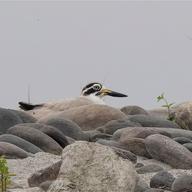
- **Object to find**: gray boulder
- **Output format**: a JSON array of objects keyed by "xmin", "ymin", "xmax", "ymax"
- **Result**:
[
  {"xmin": 145, "ymin": 134, "xmax": 192, "ymax": 168},
  {"xmin": 121, "ymin": 105, "xmax": 148, "ymax": 115}
]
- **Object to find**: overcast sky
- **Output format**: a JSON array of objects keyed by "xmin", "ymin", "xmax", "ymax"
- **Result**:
[{"xmin": 0, "ymin": 1, "xmax": 192, "ymax": 110}]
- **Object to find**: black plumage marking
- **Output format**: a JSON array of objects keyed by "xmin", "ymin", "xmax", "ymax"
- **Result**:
[{"xmin": 82, "ymin": 82, "xmax": 102, "ymax": 96}]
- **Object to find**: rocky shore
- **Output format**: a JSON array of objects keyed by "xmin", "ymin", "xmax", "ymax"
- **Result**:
[{"xmin": 1, "ymin": 102, "xmax": 192, "ymax": 192}]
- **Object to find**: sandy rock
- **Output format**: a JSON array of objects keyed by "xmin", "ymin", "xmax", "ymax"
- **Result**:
[
  {"xmin": 7, "ymin": 152, "xmax": 61, "ymax": 188},
  {"xmin": 145, "ymin": 134, "xmax": 192, "ymax": 169},
  {"xmin": 7, "ymin": 126, "xmax": 63, "ymax": 155},
  {"xmin": 28, "ymin": 160, "xmax": 62, "ymax": 187},
  {"xmin": 121, "ymin": 105, "xmax": 148, "ymax": 115},
  {"xmin": 0, "ymin": 134, "xmax": 42, "ymax": 154},
  {"xmin": 40, "ymin": 104, "xmax": 126, "ymax": 131},
  {"xmin": 39, "ymin": 117, "xmax": 87, "ymax": 140},
  {"xmin": 96, "ymin": 119, "xmax": 141, "ymax": 134},
  {"xmin": 134, "ymin": 177, "xmax": 150, "ymax": 192},
  {"xmin": 49, "ymin": 141, "xmax": 137, "ymax": 192}
]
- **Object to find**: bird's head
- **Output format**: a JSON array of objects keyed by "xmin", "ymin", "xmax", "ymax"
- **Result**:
[{"xmin": 81, "ymin": 82, "xmax": 128, "ymax": 98}]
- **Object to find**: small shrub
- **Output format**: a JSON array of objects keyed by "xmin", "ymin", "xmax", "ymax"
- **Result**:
[
  {"xmin": 0, "ymin": 156, "xmax": 15, "ymax": 192},
  {"xmin": 157, "ymin": 93, "xmax": 175, "ymax": 121}
]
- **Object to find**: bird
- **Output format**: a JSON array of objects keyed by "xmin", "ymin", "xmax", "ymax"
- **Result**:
[{"xmin": 18, "ymin": 82, "xmax": 128, "ymax": 119}]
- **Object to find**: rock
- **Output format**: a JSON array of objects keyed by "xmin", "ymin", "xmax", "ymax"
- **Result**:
[
  {"xmin": 38, "ymin": 117, "xmax": 87, "ymax": 140},
  {"xmin": 10, "ymin": 110, "xmax": 37, "ymax": 123},
  {"xmin": 96, "ymin": 119, "xmax": 141, "ymax": 134},
  {"xmin": 170, "ymin": 101, "xmax": 192, "ymax": 130},
  {"xmin": 7, "ymin": 187, "xmax": 43, "ymax": 192},
  {"xmin": 0, "ymin": 108, "xmax": 22, "ymax": 134},
  {"xmin": 28, "ymin": 160, "xmax": 62, "ymax": 187},
  {"xmin": 173, "ymin": 137, "xmax": 192, "ymax": 144},
  {"xmin": 39, "ymin": 180, "xmax": 53, "ymax": 191},
  {"xmin": 7, "ymin": 152, "xmax": 61, "ymax": 188},
  {"xmin": 145, "ymin": 134, "xmax": 192, "ymax": 168},
  {"xmin": 113, "ymin": 127, "xmax": 192, "ymax": 141},
  {"xmin": 113, "ymin": 127, "xmax": 171, "ymax": 141},
  {"xmin": 111, "ymin": 146, "xmax": 137, "ymax": 163},
  {"xmin": 127, "ymin": 115, "xmax": 179, "ymax": 128},
  {"xmin": 135, "ymin": 163, "xmax": 144, "ymax": 168},
  {"xmin": 40, "ymin": 104, "xmax": 127, "ymax": 131},
  {"xmin": 120, "ymin": 137, "xmax": 151, "ymax": 158},
  {"xmin": 135, "ymin": 178, "xmax": 150, "ymax": 192},
  {"xmin": 16, "ymin": 123, "xmax": 69, "ymax": 148},
  {"xmin": 183, "ymin": 143, "xmax": 192, "ymax": 152},
  {"xmin": 136, "ymin": 164, "xmax": 164, "ymax": 174},
  {"xmin": 121, "ymin": 105, "xmax": 148, "ymax": 115},
  {"xmin": 7, "ymin": 126, "xmax": 63, "ymax": 155},
  {"xmin": 150, "ymin": 171, "xmax": 175, "ymax": 190},
  {"xmin": 148, "ymin": 108, "xmax": 168, "ymax": 120},
  {"xmin": 84, "ymin": 130, "xmax": 112, "ymax": 142},
  {"xmin": 0, "ymin": 134, "xmax": 42, "ymax": 154},
  {"xmin": 48, "ymin": 141, "xmax": 137, "ymax": 192},
  {"xmin": 0, "ymin": 142, "xmax": 28, "ymax": 159},
  {"xmin": 96, "ymin": 139, "xmax": 137, "ymax": 163},
  {"xmin": 144, "ymin": 189, "xmax": 164, "ymax": 192},
  {"xmin": 65, "ymin": 136, "xmax": 75, "ymax": 144},
  {"xmin": 171, "ymin": 175, "xmax": 192, "ymax": 192}
]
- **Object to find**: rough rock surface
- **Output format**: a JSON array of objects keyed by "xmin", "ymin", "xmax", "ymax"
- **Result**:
[
  {"xmin": 136, "ymin": 164, "xmax": 164, "ymax": 174},
  {"xmin": 40, "ymin": 104, "xmax": 127, "ymax": 131},
  {"xmin": 49, "ymin": 141, "xmax": 137, "ymax": 192},
  {"xmin": 145, "ymin": 134, "xmax": 192, "ymax": 169},
  {"xmin": 7, "ymin": 152, "xmax": 61, "ymax": 188}
]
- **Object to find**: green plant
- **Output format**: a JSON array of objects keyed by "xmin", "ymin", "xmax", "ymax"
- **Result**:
[
  {"xmin": 157, "ymin": 93, "xmax": 175, "ymax": 121},
  {"xmin": 0, "ymin": 156, "xmax": 15, "ymax": 192}
]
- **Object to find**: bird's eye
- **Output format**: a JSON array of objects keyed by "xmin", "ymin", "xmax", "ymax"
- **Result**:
[{"xmin": 93, "ymin": 85, "xmax": 101, "ymax": 91}]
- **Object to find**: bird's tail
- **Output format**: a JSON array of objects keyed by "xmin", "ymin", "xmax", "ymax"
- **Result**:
[{"xmin": 18, "ymin": 101, "xmax": 43, "ymax": 111}]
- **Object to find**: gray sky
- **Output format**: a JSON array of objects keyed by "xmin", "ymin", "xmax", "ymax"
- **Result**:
[{"xmin": 0, "ymin": 1, "xmax": 192, "ymax": 110}]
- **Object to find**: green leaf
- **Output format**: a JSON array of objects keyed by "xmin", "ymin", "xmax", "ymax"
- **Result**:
[{"xmin": 162, "ymin": 105, "xmax": 169, "ymax": 108}]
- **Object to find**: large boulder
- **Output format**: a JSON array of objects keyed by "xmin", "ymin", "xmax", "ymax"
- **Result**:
[
  {"xmin": 127, "ymin": 115, "xmax": 179, "ymax": 128},
  {"xmin": 0, "ymin": 134, "xmax": 42, "ymax": 154},
  {"xmin": 40, "ymin": 104, "xmax": 127, "ymax": 131},
  {"xmin": 38, "ymin": 117, "xmax": 87, "ymax": 140},
  {"xmin": 48, "ymin": 141, "xmax": 137, "ymax": 192},
  {"xmin": 0, "ymin": 108, "xmax": 23, "ymax": 134},
  {"xmin": 7, "ymin": 126, "xmax": 63, "ymax": 155},
  {"xmin": 0, "ymin": 141, "xmax": 29, "ymax": 159},
  {"xmin": 145, "ymin": 134, "xmax": 192, "ymax": 169},
  {"xmin": 96, "ymin": 119, "xmax": 141, "ymax": 134},
  {"xmin": 121, "ymin": 105, "xmax": 148, "ymax": 115}
]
